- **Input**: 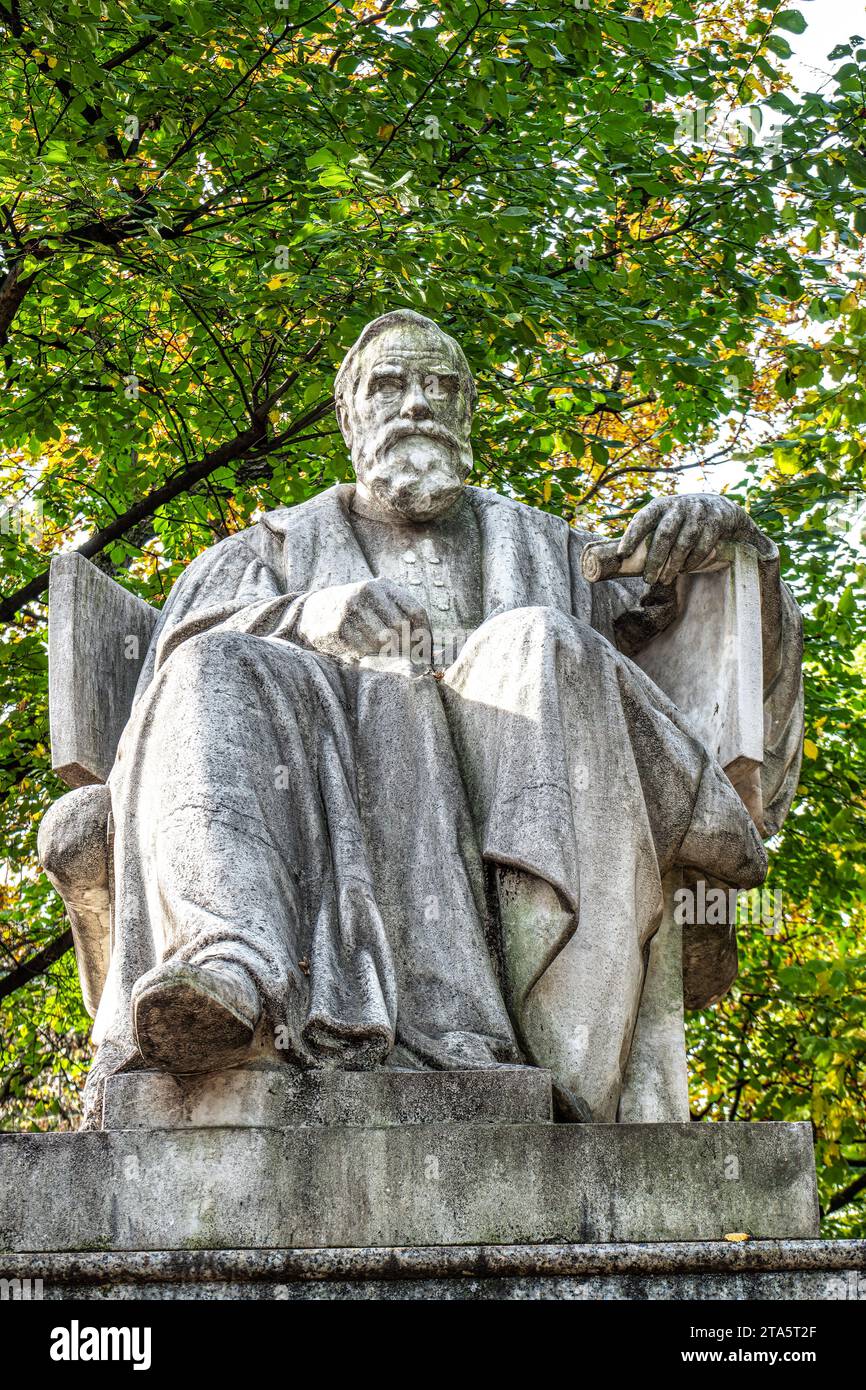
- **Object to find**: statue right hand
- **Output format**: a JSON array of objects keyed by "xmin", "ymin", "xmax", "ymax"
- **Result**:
[{"xmin": 295, "ymin": 578, "xmax": 433, "ymax": 665}]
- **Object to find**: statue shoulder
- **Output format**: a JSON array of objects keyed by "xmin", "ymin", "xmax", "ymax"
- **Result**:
[
  {"xmin": 180, "ymin": 517, "xmax": 277, "ymax": 578},
  {"xmin": 164, "ymin": 515, "xmax": 291, "ymax": 613},
  {"xmin": 464, "ymin": 485, "xmax": 595, "ymax": 546},
  {"xmin": 180, "ymin": 485, "xmax": 349, "ymax": 581},
  {"xmin": 258, "ymin": 484, "xmax": 351, "ymax": 541}
]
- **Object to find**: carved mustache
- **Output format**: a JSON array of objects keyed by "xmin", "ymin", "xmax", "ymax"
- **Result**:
[{"xmin": 373, "ymin": 420, "xmax": 461, "ymax": 456}]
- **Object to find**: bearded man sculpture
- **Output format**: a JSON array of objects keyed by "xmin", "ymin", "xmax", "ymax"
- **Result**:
[{"xmin": 40, "ymin": 310, "xmax": 803, "ymax": 1129}]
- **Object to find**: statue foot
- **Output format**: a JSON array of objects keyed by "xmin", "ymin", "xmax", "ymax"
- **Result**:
[{"xmin": 132, "ymin": 960, "xmax": 261, "ymax": 1074}]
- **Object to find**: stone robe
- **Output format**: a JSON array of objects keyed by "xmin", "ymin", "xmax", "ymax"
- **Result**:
[{"xmin": 86, "ymin": 484, "xmax": 803, "ymax": 1122}]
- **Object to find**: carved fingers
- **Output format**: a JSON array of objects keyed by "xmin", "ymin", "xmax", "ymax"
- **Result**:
[
  {"xmin": 297, "ymin": 578, "xmax": 432, "ymax": 664},
  {"xmin": 347, "ymin": 578, "xmax": 432, "ymax": 657},
  {"xmin": 617, "ymin": 494, "xmax": 745, "ymax": 587},
  {"xmin": 616, "ymin": 495, "xmax": 667, "ymax": 562}
]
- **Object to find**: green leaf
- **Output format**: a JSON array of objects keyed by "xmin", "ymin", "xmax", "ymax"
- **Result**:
[{"xmin": 774, "ymin": 10, "xmax": 808, "ymax": 36}]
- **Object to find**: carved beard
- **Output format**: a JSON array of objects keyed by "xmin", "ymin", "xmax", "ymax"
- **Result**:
[{"xmin": 352, "ymin": 420, "xmax": 473, "ymax": 522}]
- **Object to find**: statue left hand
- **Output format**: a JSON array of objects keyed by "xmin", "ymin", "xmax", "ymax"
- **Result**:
[{"xmin": 615, "ymin": 493, "xmax": 767, "ymax": 587}]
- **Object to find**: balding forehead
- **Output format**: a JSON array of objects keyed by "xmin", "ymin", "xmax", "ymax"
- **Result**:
[{"xmin": 358, "ymin": 325, "xmax": 458, "ymax": 367}]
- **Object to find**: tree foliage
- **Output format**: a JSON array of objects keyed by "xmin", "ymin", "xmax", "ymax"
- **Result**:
[{"xmin": 1, "ymin": 0, "xmax": 864, "ymax": 1232}]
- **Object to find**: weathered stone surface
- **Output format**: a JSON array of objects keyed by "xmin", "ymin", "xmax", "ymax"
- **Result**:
[
  {"xmin": 37, "ymin": 783, "xmax": 112, "ymax": 1017},
  {"xmin": 4, "ymin": 1240, "xmax": 859, "ymax": 1301},
  {"xmin": 48, "ymin": 551, "xmax": 158, "ymax": 788},
  {"xmin": 619, "ymin": 874, "xmax": 689, "ymax": 1123},
  {"xmin": 635, "ymin": 543, "xmax": 765, "ymax": 786},
  {"xmin": 0, "ymin": 1121, "xmax": 818, "ymax": 1252},
  {"xmin": 101, "ymin": 1065, "xmax": 553, "ymax": 1130}
]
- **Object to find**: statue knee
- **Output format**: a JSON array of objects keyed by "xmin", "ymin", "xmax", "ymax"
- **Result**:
[
  {"xmin": 38, "ymin": 784, "xmax": 111, "ymax": 893},
  {"xmin": 487, "ymin": 604, "xmax": 604, "ymax": 656},
  {"xmin": 170, "ymin": 628, "xmax": 252, "ymax": 671},
  {"xmin": 159, "ymin": 628, "xmax": 270, "ymax": 696},
  {"xmin": 487, "ymin": 604, "xmax": 569, "ymax": 637}
]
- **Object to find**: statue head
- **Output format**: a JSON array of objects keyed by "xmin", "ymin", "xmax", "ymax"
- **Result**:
[{"xmin": 334, "ymin": 309, "xmax": 477, "ymax": 522}]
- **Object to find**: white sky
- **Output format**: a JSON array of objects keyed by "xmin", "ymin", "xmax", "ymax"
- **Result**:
[
  {"xmin": 786, "ymin": 0, "xmax": 866, "ymax": 92},
  {"xmin": 680, "ymin": 0, "xmax": 866, "ymax": 496}
]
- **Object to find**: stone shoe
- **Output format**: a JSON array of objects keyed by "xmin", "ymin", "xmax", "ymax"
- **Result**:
[{"xmin": 132, "ymin": 959, "xmax": 261, "ymax": 1074}]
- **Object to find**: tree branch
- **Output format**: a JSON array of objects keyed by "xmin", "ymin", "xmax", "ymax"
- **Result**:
[
  {"xmin": 0, "ymin": 931, "xmax": 73, "ymax": 1003},
  {"xmin": 102, "ymin": 23, "xmax": 173, "ymax": 72},
  {"xmin": 0, "ymin": 398, "xmax": 333, "ymax": 624},
  {"xmin": 824, "ymin": 1171, "xmax": 866, "ymax": 1216}
]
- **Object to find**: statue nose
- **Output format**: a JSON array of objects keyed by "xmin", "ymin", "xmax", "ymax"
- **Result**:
[{"xmin": 400, "ymin": 386, "xmax": 433, "ymax": 420}]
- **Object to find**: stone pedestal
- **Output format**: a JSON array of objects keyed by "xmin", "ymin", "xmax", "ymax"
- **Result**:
[
  {"xmin": 2, "ymin": 1068, "xmax": 843, "ymax": 1299},
  {"xmin": 0, "ymin": 1069, "xmax": 821, "ymax": 1266}
]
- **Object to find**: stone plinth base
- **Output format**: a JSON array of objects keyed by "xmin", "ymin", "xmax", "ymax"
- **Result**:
[
  {"xmin": 100, "ymin": 1064, "xmax": 553, "ymax": 1130},
  {"xmin": 0, "ymin": 1117, "xmax": 818, "ymax": 1249},
  {"xmin": 1, "ymin": 1242, "xmax": 862, "ymax": 1301},
  {"xmin": 0, "ymin": 1072, "xmax": 821, "ymax": 1263}
]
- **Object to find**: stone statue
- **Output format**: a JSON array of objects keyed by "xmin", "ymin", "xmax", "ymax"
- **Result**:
[{"xmin": 39, "ymin": 309, "xmax": 803, "ymax": 1130}]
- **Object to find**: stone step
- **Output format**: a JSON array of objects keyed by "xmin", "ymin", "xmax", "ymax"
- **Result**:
[
  {"xmin": 101, "ymin": 1065, "xmax": 554, "ymax": 1130},
  {"xmin": 0, "ymin": 1120, "xmax": 818, "ymax": 1251},
  {"xmin": 2, "ymin": 1239, "xmax": 862, "ymax": 1300}
]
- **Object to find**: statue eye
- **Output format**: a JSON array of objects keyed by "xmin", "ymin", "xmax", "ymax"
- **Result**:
[
  {"xmin": 371, "ymin": 375, "xmax": 402, "ymax": 395},
  {"xmin": 426, "ymin": 373, "xmax": 459, "ymax": 397}
]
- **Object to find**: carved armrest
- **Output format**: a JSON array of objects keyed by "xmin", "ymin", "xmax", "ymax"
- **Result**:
[
  {"xmin": 583, "ymin": 538, "xmax": 764, "ymax": 828},
  {"xmin": 584, "ymin": 537, "xmax": 766, "ymax": 1049},
  {"xmin": 44, "ymin": 554, "xmax": 158, "ymax": 1017}
]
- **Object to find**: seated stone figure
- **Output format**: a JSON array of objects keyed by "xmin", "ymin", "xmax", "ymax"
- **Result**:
[{"xmin": 39, "ymin": 309, "xmax": 803, "ymax": 1129}]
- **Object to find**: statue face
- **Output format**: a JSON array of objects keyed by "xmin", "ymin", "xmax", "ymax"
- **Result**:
[{"xmin": 342, "ymin": 325, "xmax": 474, "ymax": 522}]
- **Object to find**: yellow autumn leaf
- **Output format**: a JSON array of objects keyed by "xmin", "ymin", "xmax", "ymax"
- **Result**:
[
  {"xmin": 724, "ymin": 1233, "xmax": 750, "ymax": 1242},
  {"xmin": 47, "ymin": 55, "xmax": 58, "ymax": 69},
  {"xmin": 266, "ymin": 276, "xmax": 284, "ymax": 291},
  {"xmin": 11, "ymin": 119, "xmax": 23, "ymax": 132},
  {"xmin": 803, "ymin": 739, "xmax": 818, "ymax": 760}
]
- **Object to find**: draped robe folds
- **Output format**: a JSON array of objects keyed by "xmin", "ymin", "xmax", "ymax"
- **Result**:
[{"xmin": 87, "ymin": 484, "xmax": 803, "ymax": 1123}]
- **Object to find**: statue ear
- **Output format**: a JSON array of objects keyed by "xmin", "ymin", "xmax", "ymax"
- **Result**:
[{"xmin": 335, "ymin": 398, "xmax": 353, "ymax": 449}]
